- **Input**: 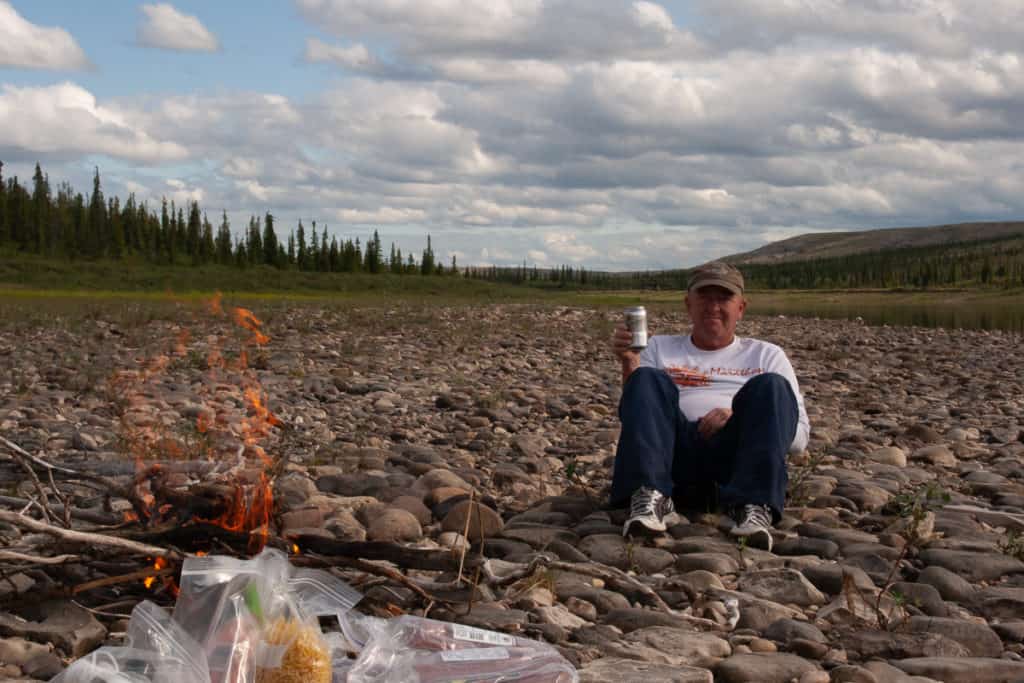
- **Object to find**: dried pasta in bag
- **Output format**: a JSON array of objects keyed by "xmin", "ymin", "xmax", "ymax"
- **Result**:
[{"xmin": 254, "ymin": 617, "xmax": 331, "ymax": 683}]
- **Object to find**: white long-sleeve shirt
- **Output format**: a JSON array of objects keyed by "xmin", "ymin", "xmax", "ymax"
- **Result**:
[{"xmin": 639, "ymin": 334, "xmax": 810, "ymax": 454}]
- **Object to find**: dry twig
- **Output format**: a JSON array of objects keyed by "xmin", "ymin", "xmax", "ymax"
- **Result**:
[{"xmin": 0, "ymin": 509, "xmax": 179, "ymax": 559}]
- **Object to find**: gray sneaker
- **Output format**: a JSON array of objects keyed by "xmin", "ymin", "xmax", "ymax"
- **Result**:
[
  {"xmin": 729, "ymin": 503, "xmax": 774, "ymax": 552},
  {"xmin": 623, "ymin": 486, "xmax": 674, "ymax": 537}
]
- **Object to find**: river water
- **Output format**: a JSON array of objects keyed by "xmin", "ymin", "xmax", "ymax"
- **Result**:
[{"xmin": 752, "ymin": 299, "xmax": 1024, "ymax": 333}]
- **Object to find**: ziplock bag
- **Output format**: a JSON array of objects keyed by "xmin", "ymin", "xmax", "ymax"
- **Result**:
[
  {"xmin": 51, "ymin": 601, "xmax": 211, "ymax": 683},
  {"xmin": 344, "ymin": 614, "xmax": 578, "ymax": 683},
  {"xmin": 173, "ymin": 547, "xmax": 361, "ymax": 683}
]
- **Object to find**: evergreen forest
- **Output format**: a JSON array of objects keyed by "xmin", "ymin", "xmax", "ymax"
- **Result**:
[{"xmin": 2, "ymin": 161, "xmax": 1022, "ymax": 291}]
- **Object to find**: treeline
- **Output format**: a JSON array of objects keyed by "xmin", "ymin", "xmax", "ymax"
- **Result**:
[
  {"xmin": 740, "ymin": 236, "xmax": 1024, "ymax": 289},
  {"xmin": 4, "ymin": 160, "xmax": 1023, "ymax": 291},
  {"xmin": 0, "ymin": 161, "xmax": 456, "ymax": 275}
]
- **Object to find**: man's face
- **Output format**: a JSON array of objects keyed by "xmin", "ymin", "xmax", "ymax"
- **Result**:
[{"xmin": 685, "ymin": 285, "xmax": 746, "ymax": 348}]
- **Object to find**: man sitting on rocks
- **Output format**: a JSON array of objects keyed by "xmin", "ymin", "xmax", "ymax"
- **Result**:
[{"xmin": 610, "ymin": 261, "xmax": 810, "ymax": 550}]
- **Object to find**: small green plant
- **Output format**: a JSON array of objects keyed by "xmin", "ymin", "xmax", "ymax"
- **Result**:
[
  {"xmin": 786, "ymin": 448, "xmax": 827, "ymax": 506},
  {"xmin": 870, "ymin": 482, "xmax": 950, "ymax": 629},
  {"xmin": 998, "ymin": 531, "xmax": 1024, "ymax": 561}
]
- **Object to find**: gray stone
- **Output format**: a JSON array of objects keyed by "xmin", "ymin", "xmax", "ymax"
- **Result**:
[
  {"xmin": 973, "ymin": 585, "xmax": 1024, "ymax": 620},
  {"xmin": 802, "ymin": 563, "xmax": 876, "ymax": 596},
  {"xmin": 365, "ymin": 507, "xmax": 422, "ymax": 542},
  {"xmin": 868, "ymin": 446, "xmax": 907, "ymax": 467},
  {"xmin": 676, "ymin": 552, "xmax": 740, "ymax": 574},
  {"xmin": 764, "ymin": 618, "xmax": 827, "ymax": 645},
  {"xmin": 707, "ymin": 589, "xmax": 803, "ymax": 632},
  {"xmin": 911, "ymin": 445, "xmax": 957, "ymax": 467},
  {"xmin": 0, "ymin": 602, "xmax": 106, "ymax": 657},
  {"xmin": 905, "ymin": 616, "xmax": 1003, "ymax": 657},
  {"xmin": 579, "ymin": 657, "xmax": 712, "ymax": 683},
  {"xmin": 889, "ymin": 582, "xmax": 948, "ymax": 617},
  {"xmin": 624, "ymin": 626, "xmax": 732, "ymax": 668},
  {"xmin": 441, "ymin": 500, "xmax": 504, "ymax": 540},
  {"xmin": 829, "ymin": 664, "xmax": 879, "ymax": 683},
  {"xmin": 919, "ymin": 548, "xmax": 1024, "ymax": 582},
  {"xmin": 892, "ymin": 657, "xmax": 1024, "ymax": 683},
  {"xmin": 389, "ymin": 495, "xmax": 432, "ymax": 525},
  {"xmin": 602, "ymin": 607, "xmax": 702, "ymax": 633},
  {"xmin": 738, "ymin": 569, "xmax": 828, "ymax": 607},
  {"xmin": 843, "ymin": 629, "xmax": 971, "ymax": 660},
  {"xmin": 501, "ymin": 525, "xmax": 578, "ymax": 547},
  {"xmin": 578, "ymin": 534, "xmax": 630, "ymax": 569},
  {"xmin": 917, "ymin": 565, "xmax": 976, "ymax": 603},
  {"xmin": 715, "ymin": 652, "xmax": 818, "ymax": 683}
]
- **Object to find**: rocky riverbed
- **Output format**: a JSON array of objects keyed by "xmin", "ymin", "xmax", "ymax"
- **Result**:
[{"xmin": 2, "ymin": 301, "xmax": 1024, "ymax": 682}]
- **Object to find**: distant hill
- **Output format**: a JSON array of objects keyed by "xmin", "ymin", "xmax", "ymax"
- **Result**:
[{"xmin": 724, "ymin": 221, "xmax": 1024, "ymax": 265}]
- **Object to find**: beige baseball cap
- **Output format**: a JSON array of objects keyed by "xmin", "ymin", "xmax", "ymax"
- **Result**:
[{"xmin": 687, "ymin": 261, "xmax": 745, "ymax": 295}]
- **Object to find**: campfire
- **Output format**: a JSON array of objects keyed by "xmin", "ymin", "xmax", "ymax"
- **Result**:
[{"xmin": 0, "ymin": 293, "xmax": 289, "ymax": 605}]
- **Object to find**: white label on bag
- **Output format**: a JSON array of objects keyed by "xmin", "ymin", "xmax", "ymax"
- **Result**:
[
  {"xmin": 451, "ymin": 624, "xmax": 515, "ymax": 646},
  {"xmin": 440, "ymin": 647, "xmax": 510, "ymax": 662}
]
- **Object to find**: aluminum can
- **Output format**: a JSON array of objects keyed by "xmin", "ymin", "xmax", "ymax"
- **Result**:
[{"xmin": 624, "ymin": 306, "xmax": 647, "ymax": 349}]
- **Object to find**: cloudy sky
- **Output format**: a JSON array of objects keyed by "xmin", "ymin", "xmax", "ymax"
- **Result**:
[{"xmin": 1, "ymin": 1, "xmax": 1022, "ymax": 270}]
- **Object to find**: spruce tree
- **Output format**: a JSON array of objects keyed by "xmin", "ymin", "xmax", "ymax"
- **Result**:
[
  {"xmin": 200, "ymin": 212, "xmax": 215, "ymax": 264},
  {"xmin": 296, "ymin": 220, "xmax": 307, "ymax": 270},
  {"xmin": 6, "ymin": 176, "xmax": 27, "ymax": 252},
  {"xmin": 329, "ymin": 236, "xmax": 339, "ymax": 271},
  {"xmin": 262, "ymin": 212, "xmax": 278, "ymax": 266},
  {"xmin": 108, "ymin": 197, "xmax": 124, "ymax": 258},
  {"xmin": 0, "ymin": 160, "xmax": 6, "ymax": 246},
  {"xmin": 31, "ymin": 163, "xmax": 50, "ymax": 255},
  {"xmin": 215, "ymin": 211, "xmax": 232, "ymax": 264},
  {"xmin": 86, "ymin": 168, "xmax": 106, "ymax": 257},
  {"xmin": 247, "ymin": 216, "xmax": 262, "ymax": 266},
  {"xmin": 420, "ymin": 234, "xmax": 434, "ymax": 275},
  {"xmin": 319, "ymin": 230, "xmax": 329, "ymax": 272},
  {"xmin": 186, "ymin": 201, "xmax": 202, "ymax": 262}
]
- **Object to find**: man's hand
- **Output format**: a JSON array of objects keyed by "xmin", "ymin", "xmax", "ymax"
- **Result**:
[
  {"xmin": 698, "ymin": 407, "xmax": 732, "ymax": 441},
  {"xmin": 611, "ymin": 323, "xmax": 641, "ymax": 384},
  {"xmin": 610, "ymin": 323, "xmax": 639, "ymax": 362}
]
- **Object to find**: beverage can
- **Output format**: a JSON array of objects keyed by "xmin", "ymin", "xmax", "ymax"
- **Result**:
[{"xmin": 624, "ymin": 306, "xmax": 647, "ymax": 349}]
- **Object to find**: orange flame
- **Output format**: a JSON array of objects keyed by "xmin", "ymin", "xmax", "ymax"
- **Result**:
[
  {"xmin": 197, "ymin": 471, "xmax": 274, "ymax": 553},
  {"xmin": 143, "ymin": 557, "xmax": 170, "ymax": 590},
  {"xmin": 207, "ymin": 292, "xmax": 224, "ymax": 316},
  {"xmin": 114, "ymin": 292, "xmax": 283, "ymax": 552},
  {"xmin": 233, "ymin": 307, "xmax": 270, "ymax": 346}
]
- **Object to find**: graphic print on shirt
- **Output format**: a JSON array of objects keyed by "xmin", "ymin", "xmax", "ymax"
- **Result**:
[
  {"xmin": 665, "ymin": 364, "xmax": 766, "ymax": 388},
  {"xmin": 665, "ymin": 365, "xmax": 712, "ymax": 387}
]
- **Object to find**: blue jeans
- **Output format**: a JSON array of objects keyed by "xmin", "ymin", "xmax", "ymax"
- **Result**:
[{"xmin": 610, "ymin": 367, "xmax": 798, "ymax": 521}]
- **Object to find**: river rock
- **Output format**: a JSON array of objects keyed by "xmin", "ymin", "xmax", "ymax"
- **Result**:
[
  {"xmin": 441, "ymin": 500, "xmax": 504, "ymax": 539},
  {"xmin": 366, "ymin": 507, "xmax": 422, "ymax": 541},
  {"xmin": 714, "ymin": 652, "xmax": 818, "ymax": 683},
  {"xmin": 579, "ymin": 658, "xmax": 712, "ymax": 683},
  {"xmin": 891, "ymin": 657, "xmax": 1024, "ymax": 683},
  {"xmin": 738, "ymin": 568, "xmax": 827, "ymax": 607}
]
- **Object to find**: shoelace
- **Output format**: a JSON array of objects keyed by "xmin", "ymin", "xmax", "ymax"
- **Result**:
[
  {"xmin": 630, "ymin": 488, "xmax": 660, "ymax": 517},
  {"xmin": 742, "ymin": 504, "xmax": 772, "ymax": 528}
]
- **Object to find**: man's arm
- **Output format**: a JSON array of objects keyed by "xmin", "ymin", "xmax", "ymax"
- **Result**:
[{"xmin": 765, "ymin": 347, "xmax": 810, "ymax": 454}]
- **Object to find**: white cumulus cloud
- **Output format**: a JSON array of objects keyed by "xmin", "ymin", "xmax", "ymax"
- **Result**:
[
  {"xmin": 137, "ymin": 3, "xmax": 219, "ymax": 52},
  {"xmin": 0, "ymin": 1, "xmax": 89, "ymax": 70},
  {"xmin": 0, "ymin": 82, "xmax": 188, "ymax": 162}
]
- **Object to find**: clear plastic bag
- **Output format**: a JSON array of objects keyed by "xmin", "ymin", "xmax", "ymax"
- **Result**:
[
  {"xmin": 344, "ymin": 614, "xmax": 578, "ymax": 683},
  {"xmin": 173, "ymin": 548, "xmax": 361, "ymax": 683},
  {"xmin": 52, "ymin": 602, "xmax": 211, "ymax": 683}
]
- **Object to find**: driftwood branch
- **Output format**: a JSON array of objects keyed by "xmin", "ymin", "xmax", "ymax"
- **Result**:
[
  {"xmin": 0, "ymin": 495, "xmax": 120, "ymax": 525},
  {"xmin": 0, "ymin": 434, "xmax": 152, "ymax": 522},
  {"xmin": 0, "ymin": 510, "xmax": 179, "ymax": 559},
  {"xmin": 292, "ymin": 535, "xmax": 485, "ymax": 573},
  {"xmin": 0, "ymin": 550, "xmax": 80, "ymax": 565}
]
